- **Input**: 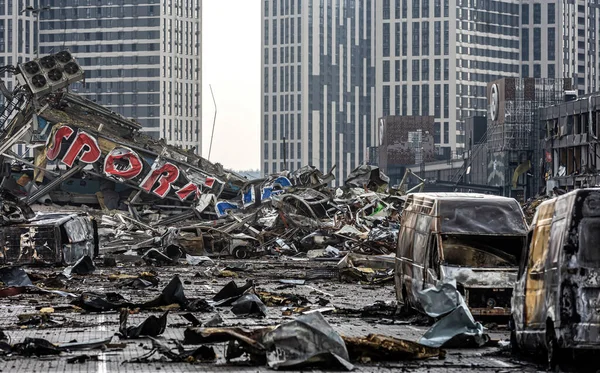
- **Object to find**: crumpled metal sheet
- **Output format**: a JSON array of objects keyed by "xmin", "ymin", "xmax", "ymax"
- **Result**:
[
  {"xmin": 416, "ymin": 280, "xmax": 461, "ymax": 318},
  {"xmin": 231, "ymin": 294, "xmax": 268, "ymax": 317},
  {"xmin": 119, "ymin": 309, "xmax": 168, "ymax": 339},
  {"xmin": 367, "ymin": 226, "xmax": 399, "ymax": 246},
  {"xmin": 345, "ymin": 165, "xmax": 390, "ymax": 189},
  {"xmin": 212, "ymin": 280, "xmax": 253, "ymax": 306},
  {"xmin": 289, "ymin": 165, "xmax": 336, "ymax": 188},
  {"xmin": 63, "ymin": 255, "xmax": 95, "ymax": 276},
  {"xmin": 417, "ymin": 281, "xmax": 489, "ymax": 348},
  {"xmin": 0, "ymin": 266, "xmax": 33, "ymax": 287},
  {"xmin": 419, "ymin": 302, "xmax": 489, "ymax": 348},
  {"xmin": 261, "ymin": 312, "xmax": 354, "ymax": 371},
  {"xmin": 0, "ymin": 190, "xmax": 34, "ymax": 226}
]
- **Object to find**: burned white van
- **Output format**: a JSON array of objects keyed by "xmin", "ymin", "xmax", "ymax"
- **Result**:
[
  {"xmin": 395, "ymin": 193, "xmax": 528, "ymax": 317},
  {"xmin": 511, "ymin": 188, "xmax": 600, "ymax": 368}
]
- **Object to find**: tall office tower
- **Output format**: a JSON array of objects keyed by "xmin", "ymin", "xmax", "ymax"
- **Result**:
[
  {"xmin": 261, "ymin": 0, "xmax": 376, "ymax": 182},
  {"xmin": 513, "ymin": 1, "xmax": 600, "ymax": 98},
  {"xmin": 0, "ymin": 0, "xmax": 38, "ymax": 102},
  {"xmin": 519, "ymin": 1, "xmax": 561, "ymax": 81},
  {"xmin": 558, "ymin": 0, "xmax": 600, "ymax": 95},
  {"xmin": 39, "ymin": 1, "xmax": 202, "ymax": 153},
  {"xmin": 376, "ymin": 0, "xmax": 521, "ymax": 157}
]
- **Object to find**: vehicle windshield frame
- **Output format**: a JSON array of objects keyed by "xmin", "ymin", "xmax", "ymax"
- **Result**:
[{"xmin": 438, "ymin": 198, "xmax": 527, "ymax": 236}]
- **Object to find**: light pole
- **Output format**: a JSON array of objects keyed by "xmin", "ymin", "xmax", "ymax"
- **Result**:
[{"xmin": 20, "ymin": 6, "xmax": 50, "ymax": 59}]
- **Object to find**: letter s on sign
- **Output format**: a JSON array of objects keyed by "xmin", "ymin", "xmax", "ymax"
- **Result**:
[
  {"xmin": 104, "ymin": 147, "xmax": 143, "ymax": 180},
  {"xmin": 46, "ymin": 126, "xmax": 75, "ymax": 161},
  {"xmin": 139, "ymin": 162, "xmax": 180, "ymax": 198},
  {"xmin": 61, "ymin": 131, "xmax": 102, "ymax": 167}
]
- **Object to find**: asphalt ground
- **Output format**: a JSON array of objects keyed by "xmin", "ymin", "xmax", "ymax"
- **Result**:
[{"xmin": 0, "ymin": 256, "xmax": 573, "ymax": 372}]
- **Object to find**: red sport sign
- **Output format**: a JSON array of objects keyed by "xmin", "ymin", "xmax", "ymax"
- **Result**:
[{"xmin": 44, "ymin": 124, "xmax": 216, "ymax": 201}]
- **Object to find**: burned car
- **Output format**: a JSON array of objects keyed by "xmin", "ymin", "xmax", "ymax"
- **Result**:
[
  {"xmin": 511, "ymin": 188, "xmax": 600, "ymax": 368},
  {"xmin": 0, "ymin": 212, "xmax": 98, "ymax": 265},
  {"xmin": 395, "ymin": 193, "xmax": 528, "ymax": 317}
]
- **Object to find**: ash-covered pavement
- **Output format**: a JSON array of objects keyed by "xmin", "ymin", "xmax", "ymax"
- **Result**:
[{"xmin": 0, "ymin": 257, "xmax": 543, "ymax": 373}]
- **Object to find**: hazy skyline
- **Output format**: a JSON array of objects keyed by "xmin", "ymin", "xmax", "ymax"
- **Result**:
[{"xmin": 201, "ymin": 1, "xmax": 260, "ymax": 171}]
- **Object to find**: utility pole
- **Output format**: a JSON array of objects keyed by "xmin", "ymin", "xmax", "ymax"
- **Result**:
[
  {"xmin": 208, "ymin": 84, "xmax": 217, "ymax": 161},
  {"xmin": 20, "ymin": 5, "xmax": 50, "ymax": 59}
]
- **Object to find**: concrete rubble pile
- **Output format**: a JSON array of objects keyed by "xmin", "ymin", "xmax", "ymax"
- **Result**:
[{"xmin": 0, "ymin": 51, "xmax": 404, "ymax": 267}]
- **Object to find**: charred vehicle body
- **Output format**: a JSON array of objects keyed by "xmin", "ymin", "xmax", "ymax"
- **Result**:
[
  {"xmin": 0, "ymin": 212, "xmax": 98, "ymax": 265},
  {"xmin": 511, "ymin": 188, "xmax": 600, "ymax": 368},
  {"xmin": 395, "ymin": 193, "xmax": 528, "ymax": 317}
]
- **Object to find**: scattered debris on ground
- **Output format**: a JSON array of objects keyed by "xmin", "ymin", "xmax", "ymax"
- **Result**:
[{"xmin": 0, "ymin": 50, "xmax": 551, "ymax": 372}]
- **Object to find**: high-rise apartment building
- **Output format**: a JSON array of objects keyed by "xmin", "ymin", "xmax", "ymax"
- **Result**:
[
  {"xmin": 557, "ymin": 0, "xmax": 600, "ymax": 94},
  {"xmin": 39, "ymin": 0, "xmax": 202, "ymax": 153},
  {"xmin": 376, "ymin": 0, "xmax": 600, "ymax": 158},
  {"xmin": 519, "ymin": 1, "xmax": 561, "ymax": 81},
  {"xmin": 520, "ymin": 0, "xmax": 600, "ymax": 95},
  {"xmin": 0, "ymin": 0, "xmax": 38, "ymax": 98},
  {"xmin": 261, "ymin": 0, "xmax": 376, "ymax": 182},
  {"xmin": 376, "ymin": 0, "xmax": 522, "ymax": 157}
]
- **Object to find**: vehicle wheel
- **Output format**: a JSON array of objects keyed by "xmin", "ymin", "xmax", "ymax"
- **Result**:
[
  {"xmin": 232, "ymin": 247, "xmax": 249, "ymax": 259},
  {"xmin": 545, "ymin": 323, "xmax": 560, "ymax": 371}
]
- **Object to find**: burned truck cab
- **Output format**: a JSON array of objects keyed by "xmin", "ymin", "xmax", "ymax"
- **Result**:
[
  {"xmin": 395, "ymin": 193, "xmax": 528, "ymax": 318},
  {"xmin": 511, "ymin": 188, "xmax": 600, "ymax": 368}
]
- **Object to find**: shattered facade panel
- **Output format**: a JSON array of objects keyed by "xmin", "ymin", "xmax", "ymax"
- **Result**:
[
  {"xmin": 378, "ymin": 116, "xmax": 436, "ymax": 185},
  {"xmin": 539, "ymin": 95, "xmax": 600, "ymax": 192}
]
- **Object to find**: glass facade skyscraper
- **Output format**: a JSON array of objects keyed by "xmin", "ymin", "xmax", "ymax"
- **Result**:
[
  {"xmin": 39, "ymin": 0, "xmax": 202, "ymax": 153},
  {"xmin": 261, "ymin": 0, "xmax": 376, "ymax": 182},
  {"xmin": 0, "ymin": 0, "xmax": 38, "ymax": 99},
  {"xmin": 376, "ymin": 0, "xmax": 522, "ymax": 157}
]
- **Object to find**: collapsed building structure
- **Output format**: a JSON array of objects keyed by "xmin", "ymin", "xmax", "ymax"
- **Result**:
[
  {"xmin": 0, "ymin": 50, "xmax": 405, "ymax": 265},
  {"xmin": 539, "ymin": 94, "xmax": 600, "ymax": 190}
]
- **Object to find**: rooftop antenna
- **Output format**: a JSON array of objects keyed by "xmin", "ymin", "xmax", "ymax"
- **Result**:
[{"xmin": 208, "ymin": 84, "xmax": 217, "ymax": 161}]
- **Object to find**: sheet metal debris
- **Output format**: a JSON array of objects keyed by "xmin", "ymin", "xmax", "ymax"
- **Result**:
[
  {"xmin": 231, "ymin": 294, "xmax": 268, "ymax": 317},
  {"xmin": 183, "ymin": 312, "xmax": 354, "ymax": 370},
  {"xmin": 417, "ymin": 281, "xmax": 490, "ymax": 348},
  {"xmin": 119, "ymin": 309, "xmax": 169, "ymax": 339},
  {"xmin": 262, "ymin": 312, "xmax": 354, "ymax": 370},
  {"xmin": 63, "ymin": 255, "xmax": 95, "ymax": 276}
]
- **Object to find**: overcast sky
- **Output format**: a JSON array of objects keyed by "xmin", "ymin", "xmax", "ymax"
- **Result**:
[{"xmin": 201, "ymin": 1, "xmax": 260, "ymax": 171}]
